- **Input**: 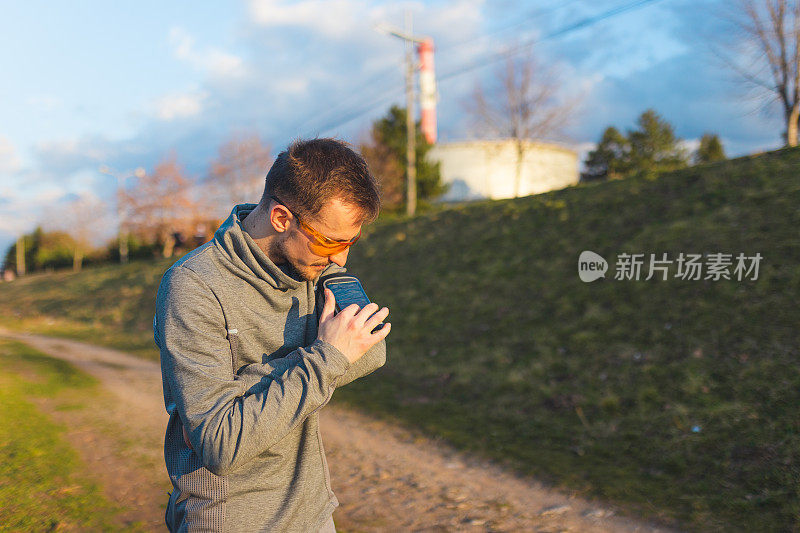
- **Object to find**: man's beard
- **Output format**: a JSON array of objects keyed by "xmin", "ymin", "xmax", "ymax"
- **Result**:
[{"xmin": 269, "ymin": 238, "xmax": 328, "ymax": 282}]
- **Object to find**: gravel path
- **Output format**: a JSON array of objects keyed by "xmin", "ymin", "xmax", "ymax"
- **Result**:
[{"xmin": 2, "ymin": 329, "xmax": 678, "ymax": 532}]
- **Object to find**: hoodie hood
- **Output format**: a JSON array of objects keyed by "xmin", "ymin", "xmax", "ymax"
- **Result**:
[{"xmin": 212, "ymin": 203, "xmax": 304, "ymax": 291}]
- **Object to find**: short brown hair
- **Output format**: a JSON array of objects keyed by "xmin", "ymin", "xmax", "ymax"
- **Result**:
[{"xmin": 261, "ymin": 138, "xmax": 380, "ymax": 223}]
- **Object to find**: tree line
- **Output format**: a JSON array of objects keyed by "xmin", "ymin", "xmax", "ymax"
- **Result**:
[
  {"xmin": 3, "ymin": 111, "xmax": 444, "ymax": 277},
  {"xmin": 8, "ymin": 0, "xmax": 794, "ymax": 276},
  {"xmin": 2, "ymin": 131, "xmax": 273, "ymax": 276},
  {"xmin": 582, "ymin": 109, "xmax": 726, "ymax": 182}
]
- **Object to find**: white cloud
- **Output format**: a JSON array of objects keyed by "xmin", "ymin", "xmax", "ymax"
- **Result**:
[
  {"xmin": 239, "ymin": 0, "xmax": 488, "ymax": 141},
  {"xmin": 205, "ymin": 50, "xmax": 245, "ymax": 78},
  {"xmin": 153, "ymin": 91, "xmax": 208, "ymax": 121},
  {"xmin": 0, "ymin": 0, "xmax": 785, "ymax": 256},
  {"xmin": 35, "ymin": 138, "xmax": 109, "ymax": 167},
  {"xmin": 0, "ymin": 181, "xmax": 66, "ymax": 238},
  {"xmin": 0, "ymin": 208, "xmax": 35, "ymax": 236},
  {"xmin": 169, "ymin": 26, "xmax": 245, "ymax": 79},
  {"xmin": 25, "ymin": 95, "xmax": 62, "ymax": 110},
  {"xmin": 248, "ymin": 0, "xmax": 485, "ymax": 45},
  {"xmin": 39, "ymin": 189, "xmax": 114, "ymax": 246},
  {"xmin": 0, "ymin": 137, "xmax": 21, "ymax": 173},
  {"xmin": 681, "ymin": 137, "xmax": 701, "ymax": 154},
  {"xmin": 248, "ymin": 0, "xmax": 366, "ymax": 39},
  {"xmin": 31, "ymin": 186, "xmax": 67, "ymax": 205},
  {"xmin": 169, "ymin": 26, "xmax": 195, "ymax": 60},
  {"xmin": 37, "ymin": 138, "xmax": 78, "ymax": 156},
  {"xmin": 0, "ymin": 179, "xmax": 116, "ymax": 255}
]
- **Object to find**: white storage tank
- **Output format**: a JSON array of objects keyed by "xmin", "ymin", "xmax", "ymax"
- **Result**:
[{"xmin": 427, "ymin": 139, "xmax": 579, "ymax": 201}]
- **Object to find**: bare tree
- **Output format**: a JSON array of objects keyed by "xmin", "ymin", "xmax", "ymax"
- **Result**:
[
  {"xmin": 43, "ymin": 195, "xmax": 107, "ymax": 271},
  {"xmin": 123, "ymin": 152, "xmax": 200, "ymax": 258},
  {"xmin": 724, "ymin": 0, "xmax": 800, "ymax": 146},
  {"xmin": 468, "ymin": 49, "xmax": 577, "ymax": 197},
  {"xmin": 206, "ymin": 131, "xmax": 273, "ymax": 215},
  {"xmin": 64, "ymin": 197, "xmax": 95, "ymax": 271},
  {"xmin": 360, "ymin": 136, "xmax": 405, "ymax": 209}
]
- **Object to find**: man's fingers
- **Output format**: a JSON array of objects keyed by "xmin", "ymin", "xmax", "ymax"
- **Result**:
[
  {"xmin": 338, "ymin": 303, "xmax": 361, "ymax": 319},
  {"xmin": 352, "ymin": 303, "xmax": 380, "ymax": 328},
  {"xmin": 320, "ymin": 288, "xmax": 335, "ymax": 322},
  {"xmin": 372, "ymin": 321, "xmax": 391, "ymax": 340},
  {"xmin": 363, "ymin": 306, "xmax": 389, "ymax": 332}
]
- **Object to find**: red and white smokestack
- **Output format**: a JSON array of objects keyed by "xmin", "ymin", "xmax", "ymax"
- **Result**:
[{"xmin": 417, "ymin": 38, "xmax": 437, "ymax": 144}]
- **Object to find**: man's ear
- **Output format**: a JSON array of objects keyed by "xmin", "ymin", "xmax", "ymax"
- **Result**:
[{"xmin": 269, "ymin": 204, "xmax": 292, "ymax": 233}]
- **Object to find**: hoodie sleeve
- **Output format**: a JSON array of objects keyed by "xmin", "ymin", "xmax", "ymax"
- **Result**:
[
  {"xmin": 336, "ymin": 339, "xmax": 386, "ymax": 387},
  {"xmin": 155, "ymin": 265, "xmax": 351, "ymax": 477}
]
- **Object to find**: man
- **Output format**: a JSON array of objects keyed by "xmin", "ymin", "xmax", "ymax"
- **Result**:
[{"xmin": 154, "ymin": 138, "xmax": 391, "ymax": 532}]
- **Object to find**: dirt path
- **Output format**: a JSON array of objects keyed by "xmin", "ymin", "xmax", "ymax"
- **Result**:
[{"xmin": 2, "ymin": 329, "xmax": 678, "ymax": 532}]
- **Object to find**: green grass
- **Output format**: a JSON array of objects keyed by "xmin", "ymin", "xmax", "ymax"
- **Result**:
[
  {"xmin": 2, "ymin": 147, "xmax": 800, "ymax": 530},
  {"xmin": 0, "ymin": 339, "xmax": 137, "ymax": 531},
  {"xmin": 0, "ymin": 258, "xmax": 173, "ymax": 359}
]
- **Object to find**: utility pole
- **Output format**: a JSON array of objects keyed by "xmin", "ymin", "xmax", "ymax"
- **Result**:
[
  {"xmin": 404, "ymin": 10, "xmax": 417, "ymax": 217},
  {"xmin": 377, "ymin": 12, "xmax": 436, "ymax": 217},
  {"xmin": 100, "ymin": 165, "xmax": 145, "ymax": 264}
]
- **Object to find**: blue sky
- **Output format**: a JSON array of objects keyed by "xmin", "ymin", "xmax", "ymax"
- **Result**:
[{"xmin": 0, "ymin": 0, "xmax": 786, "ymax": 258}]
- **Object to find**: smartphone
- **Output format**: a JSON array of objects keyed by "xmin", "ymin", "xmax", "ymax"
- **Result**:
[
  {"xmin": 323, "ymin": 275, "xmax": 370, "ymax": 312},
  {"xmin": 322, "ymin": 275, "xmax": 384, "ymax": 331}
]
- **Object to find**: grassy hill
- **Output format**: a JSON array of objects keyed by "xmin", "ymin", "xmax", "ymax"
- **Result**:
[{"xmin": 2, "ymin": 147, "xmax": 799, "ymax": 531}]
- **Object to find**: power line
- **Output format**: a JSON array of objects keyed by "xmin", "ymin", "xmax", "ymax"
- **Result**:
[
  {"xmin": 437, "ymin": 0, "xmax": 668, "ymax": 83},
  {"xmin": 301, "ymin": 0, "xmax": 582, "ymax": 137},
  {"xmin": 293, "ymin": 61, "xmax": 403, "ymax": 135},
  {"xmin": 436, "ymin": 0, "xmax": 582, "ymax": 54},
  {"xmin": 304, "ymin": 88, "xmax": 402, "ymax": 138},
  {"xmin": 303, "ymin": 0, "xmax": 669, "ymax": 137},
  {"xmin": 95, "ymin": 0, "xmax": 672, "ymax": 220}
]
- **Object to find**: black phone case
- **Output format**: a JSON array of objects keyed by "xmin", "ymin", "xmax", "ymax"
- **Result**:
[{"xmin": 316, "ymin": 273, "xmax": 385, "ymax": 332}]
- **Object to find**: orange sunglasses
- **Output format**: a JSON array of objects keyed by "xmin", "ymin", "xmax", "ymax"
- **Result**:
[{"xmin": 270, "ymin": 195, "xmax": 361, "ymax": 256}]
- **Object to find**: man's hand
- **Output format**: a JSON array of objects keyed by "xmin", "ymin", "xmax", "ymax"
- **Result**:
[{"xmin": 317, "ymin": 288, "xmax": 391, "ymax": 364}]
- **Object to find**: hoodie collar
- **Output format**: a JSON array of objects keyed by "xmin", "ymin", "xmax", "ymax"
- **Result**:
[{"xmin": 213, "ymin": 203, "xmax": 303, "ymax": 291}]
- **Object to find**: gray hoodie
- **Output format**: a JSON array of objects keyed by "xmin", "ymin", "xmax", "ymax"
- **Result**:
[{"xmin": 154, "ymin": 204, "xmax": 386, "ymax": 532}]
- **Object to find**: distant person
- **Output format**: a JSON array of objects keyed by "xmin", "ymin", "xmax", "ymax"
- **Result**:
[{"xmin": 154, "ymin": 138, "xmax": 391, "ymax": 532}]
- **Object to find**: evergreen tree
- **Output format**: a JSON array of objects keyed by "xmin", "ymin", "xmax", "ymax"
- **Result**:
[
  {"xmin": 627, "ymin": 109, "xmax": 688, "ymax": 178},
  {"xmin": 695, "ymin": 133, "xmax": 726, "ymax": 164},
  {"xmin": 583, "ymin": 126, "xmax": 630, "ymax": 181},
  {"xmin": 583, "ymin": 109, "xmax": 688, "ymax": 181},
  {"xmin": 360, "ymin": 105, "xmax": 447, "ymax": 211}
]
